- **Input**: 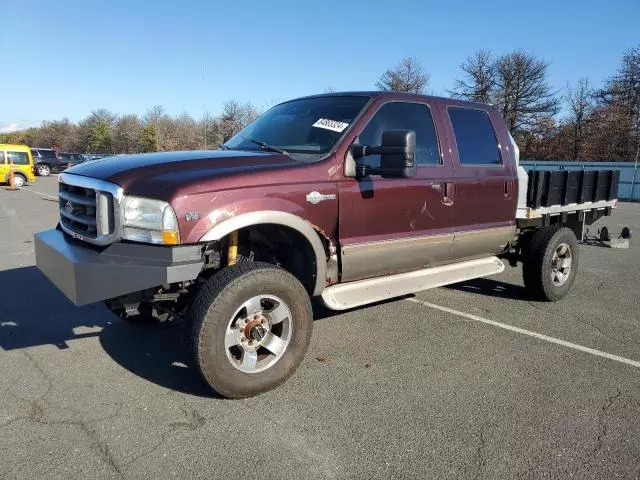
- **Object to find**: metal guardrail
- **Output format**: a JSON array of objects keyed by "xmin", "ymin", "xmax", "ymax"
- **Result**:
[{"xmin": 521, "ymin": 161, "xmax": 640, "ymax": 201}]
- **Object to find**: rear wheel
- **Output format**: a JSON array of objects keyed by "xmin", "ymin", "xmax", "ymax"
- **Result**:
[
  {"xmin": 523, "ymin": 226, "xmax": 579, "ymax": 301},
  {"xmin": 37, "ymin": 164, "xmax": 51, "ymax": 176},
  {"xmin": 190, "ymin": 262, "xmax": 312, "ymax": 398}
]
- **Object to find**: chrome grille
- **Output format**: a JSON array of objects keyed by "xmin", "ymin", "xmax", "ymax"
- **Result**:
[
  {"xmin": 59, "ymin": 184, "xmax": 100, "ymax": 237},
  {"xmin": 58, "ymin": 173, "xmax": 123, "ymax": 246}
]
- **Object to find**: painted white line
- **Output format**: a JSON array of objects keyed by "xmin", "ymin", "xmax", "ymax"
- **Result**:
[
  {"xmin": 21, "ymin": 188, "xmax": 57, "ymax": 200},
  {"xmin": 407, "ymin": 297, "xmax": 640, "ymax": 369}
]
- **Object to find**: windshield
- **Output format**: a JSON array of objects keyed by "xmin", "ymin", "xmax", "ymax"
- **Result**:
[{"xmin": 224, "ymin": 96, "xmax": 370, "ymax": 159}]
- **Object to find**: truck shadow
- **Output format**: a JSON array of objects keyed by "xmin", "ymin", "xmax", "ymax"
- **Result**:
[
  {"xmin": 0, "ymin": 266, "xmax": 214, "ymax": 397},
  {"xmin": 445, "ymin": 277, "xmax": 529, "ymax": 301},
  {"xmin": 1, "ymin": 266, "xmax": 379, "ymax": 398}
]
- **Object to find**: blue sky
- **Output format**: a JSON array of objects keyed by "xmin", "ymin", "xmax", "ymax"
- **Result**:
[{"xmin": 2, "ymin": 0, "xmax": 638, "ymax": 132}]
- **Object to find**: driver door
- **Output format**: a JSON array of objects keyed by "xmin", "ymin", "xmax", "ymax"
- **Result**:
[{"xmin": 338, "ymin": 100, "xmax": 456, "ymax": 282}]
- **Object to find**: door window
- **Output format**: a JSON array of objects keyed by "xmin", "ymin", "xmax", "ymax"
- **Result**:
[
  {"xmin": 0, "ymin": 151, "xmax": 6, "ymax": 164},
  {"xmin": 357, "ymin": 102, "xmax": 441, "ymax": 168},
  {"xmin": 448, "ymin": 108, "xmax": 501, "ymax": 165},
  {"xmin": 7, "ymin": 151, "xmax": 30, "ymax": 165}
]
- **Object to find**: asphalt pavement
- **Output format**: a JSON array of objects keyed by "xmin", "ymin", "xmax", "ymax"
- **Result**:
[{"xmin": 1, "ymin": 176, "xmax": 639, "ymax": 479}]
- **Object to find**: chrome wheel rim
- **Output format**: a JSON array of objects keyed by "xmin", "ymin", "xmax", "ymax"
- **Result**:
[
  {"xmin": 551, "ymin": 243, "xmax": 572, "ymax": 286},
  {"xmin": 224, "ymin": 294, "xmax": 293, "ymax": 373},
  {"xmin": 13, "ymin": 176, "xmax": 24, "ymax": 187},
  {"xmin": 38, "ymin": 165, "xmax": 50, "ymax": 176}
]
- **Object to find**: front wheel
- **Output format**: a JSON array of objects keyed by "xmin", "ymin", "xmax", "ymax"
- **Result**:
[
  {"xmin": 12, "ymin": 173, "xmax": 26, "ymax": 188},
  {"xmin": 523, "ymin": 226, "xmax": 579, "ymax": 301},
  {"xmin": 37, "ymin": 164, "xmax": 51, "ymax": 176},
  {"xmin": 190, "ymin": 262, "xmax": 313, "ymax": 398}
]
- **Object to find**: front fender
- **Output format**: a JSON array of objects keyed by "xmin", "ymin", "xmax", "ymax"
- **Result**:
[{"xmin": 199, "ymin": 210, "xmax": 328, "ymax": 296}]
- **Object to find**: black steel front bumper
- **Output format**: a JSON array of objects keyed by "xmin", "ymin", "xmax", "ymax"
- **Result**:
[{"xmin": 35, "ymin": 229, "xmax": 204, "ymax": 306}]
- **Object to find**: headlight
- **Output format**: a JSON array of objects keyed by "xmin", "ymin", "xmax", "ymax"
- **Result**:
[{"xmin": 121, "ymin": 196, "xmax": 180, "ymax": 245}]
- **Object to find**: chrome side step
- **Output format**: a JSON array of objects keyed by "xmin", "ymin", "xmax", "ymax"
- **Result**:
[{"xmin": 321, "ymin": 256, "xmax": 505, "ymax": 311}]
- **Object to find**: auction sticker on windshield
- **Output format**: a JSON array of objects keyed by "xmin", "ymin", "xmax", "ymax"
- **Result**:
[{"xmin": 312, "ymin": 118, "xmax": 349, "ymax": 133}]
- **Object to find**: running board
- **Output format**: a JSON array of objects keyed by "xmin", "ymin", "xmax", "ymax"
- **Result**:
[{"xmin": 321, "ymin": 256, "xmax": 505, "ymax": 311}]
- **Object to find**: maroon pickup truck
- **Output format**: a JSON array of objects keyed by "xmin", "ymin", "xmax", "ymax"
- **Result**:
[{"xmin": 35, "ymin": 92, "xmax": 619, "ymax": 398}]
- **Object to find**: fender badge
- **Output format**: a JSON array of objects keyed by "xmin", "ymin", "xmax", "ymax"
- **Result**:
[
  {"xmin": 185, "ymin": 211, "xmax": 201, "ymax": 222},
  {"xmin": 306, "ymin": 191, "xmax": 336, "ymax": 205}
]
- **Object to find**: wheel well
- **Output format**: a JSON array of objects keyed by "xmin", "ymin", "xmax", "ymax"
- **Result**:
[
  {"xmin": 227, "ymin": 224, "xmax": 320, "ymax": 295},
  {"xmin": 4, "ymin": 171, "xmax": 26, "ymax": 183}
]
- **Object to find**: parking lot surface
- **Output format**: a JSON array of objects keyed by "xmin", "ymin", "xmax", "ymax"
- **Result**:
[{"xmin": 1, "ymin": 176, "xmax": 640, "ymax": 479}]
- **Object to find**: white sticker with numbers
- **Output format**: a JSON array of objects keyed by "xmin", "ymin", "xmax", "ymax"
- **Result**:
[{"xmin": 312, "ymin": 118, "xmax": 350, "ymax": 133}]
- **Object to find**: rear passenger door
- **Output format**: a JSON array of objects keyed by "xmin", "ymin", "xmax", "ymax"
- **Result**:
[{"xmin": 444, "ymin": 106, "xmax": 517, "ymax": 260}]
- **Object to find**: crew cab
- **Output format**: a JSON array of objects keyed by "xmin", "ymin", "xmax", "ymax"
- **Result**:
[{"xmin": 35, "ymin": 92, "xmax": 618, "ymax": 398}]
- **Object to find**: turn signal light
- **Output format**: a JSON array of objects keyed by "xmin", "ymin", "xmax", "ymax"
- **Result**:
[{"xmin": 163, "ymin": 231, "xmax": 179, "ymax": 245}]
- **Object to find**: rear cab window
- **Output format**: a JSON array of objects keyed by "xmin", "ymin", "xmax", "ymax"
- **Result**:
[
  {"xmin": 357, "ymin": 102, "xmax": 441, "ymax": 168},
  {"xmin": 448, "ymin": 107, "xmax": 501, "ymax": 165}
]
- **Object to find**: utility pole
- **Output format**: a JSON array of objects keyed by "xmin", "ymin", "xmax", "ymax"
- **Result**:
[
  {"xmin": 632, "ymin": 144, "xmax": 639, "ymax": 200},
  {"xmin": 203, "ymin": 63, "xmax": 207, "ymax": 150}
]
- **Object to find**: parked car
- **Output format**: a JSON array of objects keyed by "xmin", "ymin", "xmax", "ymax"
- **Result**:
[
  {"xmin": 34, "ymin": 91, "xmax": 620, "ymax": 399},
  {"xmin": 31, "ymin": 148, "xmax": 70, "ymax": 176},
  {"xmin": 59, "ymin": 153, "xmax": 86, "ymax": 165},
  {"xmin": 0, "ymin": 144, "xmax": 36, "ymax": 187}
]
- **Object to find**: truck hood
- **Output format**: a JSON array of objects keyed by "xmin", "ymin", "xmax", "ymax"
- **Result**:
[{"xmin": 67, "ymin": 150, "xmax": 301, "ymax": 200}]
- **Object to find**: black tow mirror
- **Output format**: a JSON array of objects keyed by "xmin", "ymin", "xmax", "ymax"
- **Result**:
[{"xmin": 352, "ymin": 129, "xmax": 416, "ymax": 178}]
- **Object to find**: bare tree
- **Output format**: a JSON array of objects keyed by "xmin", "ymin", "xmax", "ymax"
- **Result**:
[
  {"xmin": 38, "ymin": 118, "xmax": 78, "ymax": 151},
  {"xmin": 595, "ymin": 46, "xmax": 640, "ymax": 160},
  {"xmin": 219, "ymin": 100, "xmax": 260, "ymax": 141},
  {"xmin": 172, "ymin": 113, "xmax": 201, "ymax": 150},
  {"xmin": 143, "ymin": 105, "xmax": 169, "ymax": 150},
  {"xmin": 450, "ymin": 50, "xmax": 496, "ymax": 103},
  {"xmin": 566, "ymin": 78, "xmax": 594, "ymax": 160},
  {"xmin": 375, "ymin": 57, "xmax": 429, "ymax": 93},
  {"xmin": 494, "ymin": 51, "xmax": 559, "ymax": 132},
  {"xmin": 113, "ymin": 114, "xmax": 142, "ymax": 153}
]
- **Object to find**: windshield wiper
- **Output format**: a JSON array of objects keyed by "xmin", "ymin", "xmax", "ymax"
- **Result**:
[
  {"xmin": 218, "ymin": 143, "xmax": 230, "ymax": 150},
  {"xmin": 249, "ymin": 139, "xmax": 289, "ymax": 155}
]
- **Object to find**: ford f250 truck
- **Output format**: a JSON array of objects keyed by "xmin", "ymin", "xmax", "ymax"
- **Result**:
[{"xmin": 35, "ymin": 92, "xmax": 619, "ymax": 398}]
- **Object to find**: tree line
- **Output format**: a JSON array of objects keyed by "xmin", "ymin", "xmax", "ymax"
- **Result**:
[
  {"xmin": 1, "ymin": 45, "xmax": 638, "ymax": 161},
  {"xmin": 0, "ymin": 101, "xmax": 259, "ymax": 155}
]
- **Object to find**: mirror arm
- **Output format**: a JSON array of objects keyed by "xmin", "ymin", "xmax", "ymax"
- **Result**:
[
  {"xmin": 355, "ymin": 164, "xmax": 404, "ymax": 178},
  {"xmin": 352, "ymin": 145, "xmax": 411, "ymax": 158}
]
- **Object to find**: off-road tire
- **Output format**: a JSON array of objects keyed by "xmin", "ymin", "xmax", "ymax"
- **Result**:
[
  {"xmin": 523, "ymin": 226, "xmax": 579, "ymax": 301},
  {"xmin": 190, "ymin": 262, "xmax": 312, "ymax": 398}
]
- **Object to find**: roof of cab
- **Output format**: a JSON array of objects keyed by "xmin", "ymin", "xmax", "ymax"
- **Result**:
[
  {"xmin": 287, "ymin": 90, "xmax": 497, "ymax": 112},
  {"xmin": 0, "ymin": 144, "xmax": 32, "ymax": 151}
]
